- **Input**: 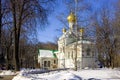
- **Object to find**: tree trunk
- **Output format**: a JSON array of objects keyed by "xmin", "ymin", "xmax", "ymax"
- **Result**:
[
  {"xmin": 6, "ymin": 47, "xmax": 10, "ymax": 70},
  {"xmin": 0, "ymin": 0, "xmax": 2, "ymax": 55},
  {"xmin": 74, "ymin": 42, "xmax": 78, "ymax": 71},
  {"xmin": 14, "ymin": 38, "xmax": 20, "ymax": 71},
  {"xmin": 11, "ymin": 0, "xmax": 20, "ymax": 71}
]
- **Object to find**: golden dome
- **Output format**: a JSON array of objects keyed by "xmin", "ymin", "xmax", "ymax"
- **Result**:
[
  {"xmin": 62, "ymin": 28, "xmax": 66, "ymax": 33},
  {"xmin": 67, "ymin": 12, "xmax": 76, "ymax": 23},
  {"xmin": 79, "ymin": 28, "xmax": 84, "ymax": 33}
]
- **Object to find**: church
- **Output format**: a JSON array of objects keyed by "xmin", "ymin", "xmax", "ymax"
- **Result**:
[{"xmin": 56, "ymin": 12, "xmax": 98, "ymax": 69}]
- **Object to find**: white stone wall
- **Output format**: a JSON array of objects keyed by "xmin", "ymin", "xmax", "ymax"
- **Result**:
[
  {"xmin": 82, "ymin": 57, "xmax": 96, "ymax": 68},
  {"xmin": 57, "ymin": 53, "xmax": 65, "ymax": 68},
  {"xmin": 65, "ymin": 59, "xmax": 74, "ymax": 68},
  {"xmin": 57, "ymin": 29, "xmax": 98, "ymax": 69},
  {"xmin": 38, "ymin": 57, "xmax": 57, "ymax": 70}
]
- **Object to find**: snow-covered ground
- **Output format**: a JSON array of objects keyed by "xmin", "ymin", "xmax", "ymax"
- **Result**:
[
  {"xmin": 1, "ymin": 68, "xmax": 120, "ymax": 80},
  {"xmin": 0, "ymin": 70, "xmax": 18, "ymax": 76}
]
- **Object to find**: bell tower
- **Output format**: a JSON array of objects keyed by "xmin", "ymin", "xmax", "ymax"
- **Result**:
[{"xmin": 67, "ymin": 12, "xmax": 76, "ymax": 32}]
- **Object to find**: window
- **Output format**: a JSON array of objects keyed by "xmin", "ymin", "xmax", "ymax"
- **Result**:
[
  {"xmin": 44, "ymin": 61, "xmax": 51, "ymax": 67},
  {"xmin": 86, "ymin": 48, "xmax": 91, "ymax": 56},
  {"xmin": 68, "ymin": 52, "xmax": 70, "ymax": 59},
  {"xmin": 82, "ymin": 54, "xmax": 84, "ymax": 57},
  {"xmin": 71, "ymin": 51, "xmax": 73, "ymax": 58},
  {"xmin": 48, "ymin": 61, "xmax": 50, "ymax": 67},
  {"xmin": 54, "ymin": 60, "xmax": 56, "ymax": 64},
  {"xmin": 63, "ymin": 47, "xmax": 65, "ymax": 53},
  {"xmin": 92, "ymin": 51, "xmax": 95, "ymax": 57},
  {"xmin": 44, "ymin": 61, "xmax": 47, "ymax": 67}
]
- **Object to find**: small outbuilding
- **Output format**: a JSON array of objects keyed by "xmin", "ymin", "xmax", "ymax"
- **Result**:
[{"xmin": 38, "ymin": 49, "xmax": 58, "ymax": 70}]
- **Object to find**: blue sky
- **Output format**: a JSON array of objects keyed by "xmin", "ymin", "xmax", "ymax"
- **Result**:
[
  {"xmin": 37, "ymin": 0, "xmax": 118, "ymax": 43},
  {"xmin": 37, "ymin": 0, "xmax": 66, "ymax": 43}
]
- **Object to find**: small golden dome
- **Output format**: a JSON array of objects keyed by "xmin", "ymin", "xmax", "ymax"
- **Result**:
[
  {"xmin": 62, "ymin": 28, "xmax": 66, "ymax": 33},
  {"xmin": 80, "ymin": 28, "xmax": 84, "ymax": 33},
  {"xmin": 67, "ymin": 12, "xmax": 76, "ymax": 23}
]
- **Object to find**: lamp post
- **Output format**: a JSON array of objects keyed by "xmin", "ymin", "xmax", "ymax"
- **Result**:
[
  {"xmin": 62, "ymin": 28, "xmax": 66, "ymax": 69},
  {"xmin": 80, "ymin": 28, "xmax": 84, "ymax": 69},
  {"xmin": 74, "ymin": 0, "xmax": 78, "ymax": 71}
]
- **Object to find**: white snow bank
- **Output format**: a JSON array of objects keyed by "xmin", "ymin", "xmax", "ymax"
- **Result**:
[
  {"xmin": 49, "ymin": 72, "xmax": 82, "ymax": 80},
  {"xmin": 0, "ymin": 70, "xmax": 18, "ymax": 76},
  {"xmin": 18, "ymin": 69, "xmax": 47, "ymax": 76},
  {"xmin": 12, "ymin": 68, "xmax": 120, "ymax": 80}
]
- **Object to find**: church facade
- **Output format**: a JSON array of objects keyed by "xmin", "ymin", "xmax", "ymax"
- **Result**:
[{"xmin": 56, "ymin": 12, "xmax": 98, "ymax": 69}]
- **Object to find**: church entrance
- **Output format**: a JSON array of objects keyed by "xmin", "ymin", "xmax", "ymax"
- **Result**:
[{"xmin": 43, "ymin": 61, "xmax": 51, "ymax": 70}]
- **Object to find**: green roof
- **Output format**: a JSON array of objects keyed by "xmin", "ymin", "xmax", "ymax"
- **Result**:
[{"xmin": 38, "ymin": 49, "xmax": 58, "ymax": 58}]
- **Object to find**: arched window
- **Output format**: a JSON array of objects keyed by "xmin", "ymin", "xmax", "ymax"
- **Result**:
[
  {"xmin": 48, "ymin": 61, "xmax": 50, "ymax": 67},
  {"xmin": 71, "ymin": 51, "xmax": 73, "ymax": 58},
  {"xmin": 68, "ymin": 52, "xmax": 70, "ymax": 59},
  {"xmin": 44, "ymin": 61, "xmax": 47, "ymax": 67},
  {"xmin": 86, "ymin": 48, "xmax": 91, "ymax": 56}
]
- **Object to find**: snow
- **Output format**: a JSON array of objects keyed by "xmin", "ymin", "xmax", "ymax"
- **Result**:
[
  {"xmin": 4, "ymin": 68, "xmax": 120, "ymax": 80},
  {"xmin": 0, "ymin": 70, "xmax": 17, "ymax": 76},
  {"xmin": 38, "ymin": 50, "xmax": 54, "ymax": 58}
]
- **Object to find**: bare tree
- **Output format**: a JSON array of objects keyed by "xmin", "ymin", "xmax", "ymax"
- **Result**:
[
  {"xmin": 92, "ymin": 2, "xmax": 120, "ymax": 68},
  {"xmin": 9, "ymin": 0, "xmax": 56, "ymax": 71},
  {"xmin": 0, "ymin": 0, "xmax": 12, "ymax": 66}
]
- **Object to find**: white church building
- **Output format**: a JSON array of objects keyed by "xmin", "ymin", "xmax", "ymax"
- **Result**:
[{"xmin": 56, "ymin": 12, "xmax": 98, "ymax": 69}]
